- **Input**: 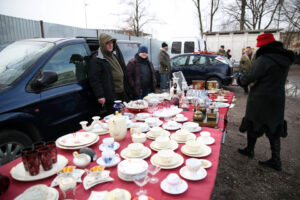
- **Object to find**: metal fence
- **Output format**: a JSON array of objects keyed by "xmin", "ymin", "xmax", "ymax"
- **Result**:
[{"xmin": 0, "ymin": 14, "xmax": 162, "ymax": 67}]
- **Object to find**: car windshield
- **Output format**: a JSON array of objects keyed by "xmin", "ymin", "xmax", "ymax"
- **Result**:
[{"xmin": 0, "ymin": 41, "xmax": 54, "ymax": 86}]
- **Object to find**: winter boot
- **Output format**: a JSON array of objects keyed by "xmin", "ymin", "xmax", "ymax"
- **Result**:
[
  {"xmin": 238, "ymin": 135, "xmax": 257, "ymax": 158},
  {"xmin": 259, "ymin": 137, "xmax": 282, "ymax": 171}
]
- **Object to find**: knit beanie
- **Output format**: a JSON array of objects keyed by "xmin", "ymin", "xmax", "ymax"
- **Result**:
[
  {"xmin": 138, "ymin": 46, "xmax": 148, "ymax": 54},
  {"xmin": 256, "ymin": 33, "xmax": 276, "ymax": 47},
  {"xmin": 162, "ymin": 42, "xmax": 168, "ymax": 48}
]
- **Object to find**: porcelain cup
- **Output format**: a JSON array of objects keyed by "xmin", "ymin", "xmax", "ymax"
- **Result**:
[
  {"xmin": 166, "ymin": 121, "xmax": 178, "ymax": 128},
  {"xmin": 176, "ymin": 129, "xmax": 190, "ymax": 140},
  {"xmin": 186, "ymin": 140, "xmax": 203, "ymax": 153},
  {"xmin": 166, "ymin": 173, "xmax": 181, "ymax": 188},
  {"xmin": 103, "ymin": 138, "xmax": 115, "ymax": 150},
  {"xmin": 102, "ymin": 149, "xmax": 118, "ymax": 164},
  {"xmin": 183, "ymin": 122, "xmax": 198, "ymax": 132},
  {"xmin": 137, "ymin": 113, "xmax": 150, "ymax": 120},
  {"xmin": 155, "ymin": 136, "xmax": 170, "ymax": 149},
  {"xmin": 186, "ymin": 158, "xmax": 202, "ymax": 173},
  {"xmin": 175, "ymin": 114, "xmax": 185, "ymax": 120},
  {"xmin": 150, "ymin": 127, "xmax": 164, "ymax": 137},
  {"xmin": 131, "ymin": 133, "xmax": 147, "ymax": 143},
  {"xmin": 130, "ymin": 125, "xmax": 141, "ymax": 135},
  {"xmin": 128, "ymin": 143, "xmax": 144, "ymax": 156},
  {"xmin": 157, "ymin": 149, "xmax": 174, "ymax": 164},
  {"xmin": 145, "ymin": 117, "xmax": 159, "ymax": 127}
]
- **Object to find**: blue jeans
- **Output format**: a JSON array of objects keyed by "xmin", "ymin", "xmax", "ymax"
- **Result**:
[{"xmin": 160, "ymin": 73, "xmax": 170, "ymax": 91}]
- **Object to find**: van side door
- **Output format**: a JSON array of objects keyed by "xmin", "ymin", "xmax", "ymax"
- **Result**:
[{"xmin": 33, "ymin": 43, "xmax": 99, "ymax": 140}]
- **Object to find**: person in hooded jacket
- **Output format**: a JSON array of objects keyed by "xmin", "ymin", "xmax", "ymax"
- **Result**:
[
  {"xmin": 88, "ymin": 33, "xmax": 132, "ymax": 115},
  {"xmin": 126, "ymin": 46, "xmax": 156, "ymax": 99},
  {"xmin": 237, "ymin": 33, "xmax": 294, "ymax": 171}
]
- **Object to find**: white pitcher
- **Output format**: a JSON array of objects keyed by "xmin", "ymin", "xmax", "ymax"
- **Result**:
[{"xmin": 108, "ymin": 112, "xmax": 127, "ymax": 141}]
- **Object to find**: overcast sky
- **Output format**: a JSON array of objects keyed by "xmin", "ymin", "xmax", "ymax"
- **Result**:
[{"xmin": 0, "ymin": 0, "xmax": 226, "ymax": 40}]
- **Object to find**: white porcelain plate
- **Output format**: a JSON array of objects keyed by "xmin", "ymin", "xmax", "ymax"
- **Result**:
[
  {"xmin": 15, "ymin": 184, "xmax": 59, "ymax": 200},
  {"xmin": 56, "ymin": 136, "xmax": 99, "ymax": 150},
  {"xmin": 197, "ymin": 136, "xmax": 215, "ymax": 145},
  {"xmin": 173, "ymin": 117, "xmax": 188, "ymax": 123},
  {"xmin": 150, "ymin": 140, "xmax": 179, "ymax": 151},
  {"xmin": 118, "ymin": 159, "xmax": 148, "ymax": 175},
  {"xmin": 120, "ymin": 147, "xmax": 151, "ymax": 160},
  {"xmin": 96, "ymin": 156, "xmax": 121, "ymax": 168},
  {"xmin": 182, "ymin": 126, "xmax": 202, "ymax": 133},
  {"xmin": 57, "ymin": 132, "xmax": 98, "ymax": 147},
  {"xmin": 150, "ymin": 153, "xmax": 184, "ymax": 169},
  {"xmin": 10, "ymin": 155, "xmax": 68, "ymax": 181},
  {"xmin": 160, "ymin": 178, "xmax": 188, "ymax": 194},
  {"xmin": 179, "ymin": 166, "xmax": 207, "ymax": 181},
  {"xmin": 181, "ymin": 145, "xmax": 212, "ymax": 158},
  {"xmin": 128, "ymin": 123, "xmax": 150, "ymax": 132},
  {"xmin": 215, "ymin": 102, "xmax": 230, "ymax": 108},
  {"xmin": 162, "ymin": 123, "xmax": 182, "ymax": 131},
  {"xmin": 146, "ymin": 130, "xmax": 170, "ymax": 140},
  {"xmin": 99, "ymin": 142, "xmax": 120, "ymax": 151},
  {"xmin": 170, "ymin": 133, "xmax": 196, "ymax": 143}
]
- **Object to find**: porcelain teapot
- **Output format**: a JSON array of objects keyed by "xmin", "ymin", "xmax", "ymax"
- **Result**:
[{"xmin": 108, "ymin": 112, "xmax": 127, "ymax": 141}]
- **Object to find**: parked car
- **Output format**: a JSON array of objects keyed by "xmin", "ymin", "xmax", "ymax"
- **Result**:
[
  {"xmin": 0, "ymin": 37, "xmax": 137, "ymax": 165},
  {"xmin": 170, "ymin": 53, "xmax": 233, "ymax": 88}
]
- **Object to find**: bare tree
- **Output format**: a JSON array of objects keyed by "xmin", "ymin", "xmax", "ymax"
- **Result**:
[
  {"xmin": 224, "ymin": 0, "xmax": 283, "ymax": 30},
  {"xmin": 122, "ymin": 0, "xmax": 154, "ymax": 36},
  {"xmin": 209, "ymin": 0, "xmax": 220, "ymax": 32},
  {"xmin": 192, "ymin": 0, "xmax": 204, "ymax": 37}
]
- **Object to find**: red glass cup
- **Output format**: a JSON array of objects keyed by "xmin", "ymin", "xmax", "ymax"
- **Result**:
[
  {"xmin": 21, "ymin": 147, "xmax": 33, "ymax": 171},
  {"xmin": 33, "ymin": 141, "xmax": 45, "ymax": 151},
  {"xmin": 46, "ymin": 141, "xmax": 57, "ymax": 164},
  {"xmin": 38, "ymin": 146, "xmax": 53, "ymax": 171},
  {"xmin": 25, "ymin": 150, "xmax": 40, "ymax": 176}
]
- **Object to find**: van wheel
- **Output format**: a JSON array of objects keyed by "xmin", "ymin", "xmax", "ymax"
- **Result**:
[
  {"xmin": 0, "ymin": 129, "xmax": 32, "ymax": 166},
  {"xmin": 206, "ymin": 77, "xmax": 222, "ymax": 89}
]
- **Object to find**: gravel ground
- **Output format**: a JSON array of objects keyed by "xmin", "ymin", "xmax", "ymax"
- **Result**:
[{"xmin": 211, "ymin": 64, "xmax": 300, "ymax": 200}]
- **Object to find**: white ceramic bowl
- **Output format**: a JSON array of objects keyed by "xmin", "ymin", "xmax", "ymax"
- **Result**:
[
  {"xmin": 150, "ymin": 127, "xmax": 164, "ymax": 137},
  {"xmin": 186, "ymin": 140, "xmax": 203, "ymax": 152},
  {"xmin": 128, "ymin": 143, "xmax": 144, "ymax": 156},
  {"xmin": 155, "ymin": 136, "xmax": 170, "ymax": 148},
  {"xmin": 166, "ymin": 173, "xmax": 180, "ymax": 186},
  {"xmin": 131, "ymin": 133, "xmax": 147, "ymax": 143},
  {"xmin": 157, "ymin": 149, "xmax": 174, "ymax": 164},
  {"xmin": 186, "ymin": 158, "xmax": 202, "ymax": 172}
]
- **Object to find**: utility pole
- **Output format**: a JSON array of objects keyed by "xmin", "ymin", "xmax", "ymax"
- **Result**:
[{"xmin": 84, "ymin": 0, "xmax": 88, "ymax": 28}]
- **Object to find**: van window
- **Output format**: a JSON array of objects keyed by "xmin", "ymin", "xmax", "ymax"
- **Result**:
[
  {"xmin": 42, "ymin": 44, "xmax": 88, "ymax": 87},
  {"xmin": 171, "ymin": 42, "xmax": 181, "ymax": 54},
  {"xmin": 184, "ymin": 41, "xmax": 194, "ymax": 53}
]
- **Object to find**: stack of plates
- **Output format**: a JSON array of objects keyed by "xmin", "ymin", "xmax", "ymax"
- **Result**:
[
  {"xmin": 150, "ymin": 153, "xmax": 184, "ymax": 169},
  {"xmin": 120, "ymin": 146, "xmax": 152, "ymax": 160},
  {"xmin": 117, "ymin": 159, "xmax": 148, "ymax": 181},
  {"xmin": 170, "ymin": 133, "xmax": 196, "ymax": 143},
  {"xmin": 150, "ymin": 140, "xmax": 178, "ymax": 151},
  {"xmin": 181, "ymin": 145, "xmax": 212, "ymax": 157},
  {"xmin": 146, "ymin": 130, "xmax": 170, "ymax": 140},
  {"xmin": 56, "ymin": 132, "xmax": 99, "ymax": 150}
]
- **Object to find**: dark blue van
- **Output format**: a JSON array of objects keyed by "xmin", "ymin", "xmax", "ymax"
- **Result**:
[{"xmin": 0, "ymin": 38, "xmax": 139, "ymax": 165}]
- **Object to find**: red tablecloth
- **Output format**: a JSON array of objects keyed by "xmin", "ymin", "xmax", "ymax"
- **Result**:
[{"xmin": 0, "ymin": 94, "xmax": 234, "ymax": 200}]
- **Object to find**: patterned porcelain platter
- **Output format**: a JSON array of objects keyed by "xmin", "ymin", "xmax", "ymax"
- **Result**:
[{"xmin": 57, "ymin": 132, "xmax": 98, "ymax": 147}]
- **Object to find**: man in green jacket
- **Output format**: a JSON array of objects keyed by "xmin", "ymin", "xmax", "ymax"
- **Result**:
[
  {"xmin": 158, "ymin": 42, "xmax": 171, "ymax": 92},
  {"xmin": 239, "ymin": 47, "xmax": 255, "ymax": 93}
]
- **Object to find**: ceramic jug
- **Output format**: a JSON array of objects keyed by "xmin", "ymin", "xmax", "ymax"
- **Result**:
[{"xmin": 108, "ymin": 112, "xmax": 127, "ymax": 141}]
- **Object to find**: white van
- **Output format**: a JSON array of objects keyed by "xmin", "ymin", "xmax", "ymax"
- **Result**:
[{"xmin": 168, "ymin": 37, "xmax": 206, "ymax": 58}]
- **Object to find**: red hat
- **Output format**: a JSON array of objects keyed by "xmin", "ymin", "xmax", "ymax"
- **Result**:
[{"xmin": 256, "ymin": 33, "xmax": 275, "ymax": 47}]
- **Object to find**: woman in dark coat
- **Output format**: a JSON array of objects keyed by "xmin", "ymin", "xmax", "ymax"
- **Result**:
[
  {"xmin": 126, "ymin": 46, "xmax": 156, "ymax": 99},
  {"xmin": 237, "ymin": 33, "xmax": 294, "ymax": 171}
]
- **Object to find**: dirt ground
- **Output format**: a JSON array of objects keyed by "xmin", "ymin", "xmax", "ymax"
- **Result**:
[{"xmin": 211, "ymin": 64, "xmax": 300, "ymax": 200}]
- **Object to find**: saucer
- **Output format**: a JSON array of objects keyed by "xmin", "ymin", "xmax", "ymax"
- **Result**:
[
  {"xmin": 83, "ymin": 170, "xmax": 114, "ymax": 190},
  {"xmin": 145, "ymin": 120, "xmax": 163, "ymax": 127},
  {"xmin": 199, "ymin": 159, "xmax": 212, "ymax": 168},
  {"xmin": 150, "ymin": 140, "xmax": 178, "ymax": 151},
  {"xmin": 173, "ymin": 117, "xmax": 188, "ymax": 123},
  {"xmin": 215, "ymin": 102, "xmax": 230, "ymax": 108},
  {"xmin": 215, "ymin": 98, "xmax": 228, "ymax": 102},
  {"xmin": 128, "ymin": 123, "xmax": 150, "ymax": 132},
  {"xmin": 150, "ymin": 153, "xmax": 184, "ymax": 169},
  {"xmin": 179, "ymin": 166, "xmax": 207, "ymax": 181},
  {"xmin": 160, "ymin": 178, "xmax": 188, "ymax": 194},
  {"xmin": 162, "ymin": 123, "xmax": 182, "ymax": 131},
  {"xmin": 146, "ymin": 130, "xmax": 170, "ymax": 140},
  {"xmin": 181, "ymin": 126, "xmax": 202, "ymax": 133},
  {"xmin": 99, "ymin": 142, "xmax": 120, "ymax": 151},
  {"xmin": 197, "ymin": 136, "xmax": 215, "ymax": 145},
  {"xmin": 170, "ymin": 133, "xmax": 196, "ymax": 143},
  {"xmin": 96, "ymin": 156, "xmax": 121, "ymax": 168},
  {"xmin": 181, "ymin": 145, "xmax": 212, "ymax": 157},
  {"xmin": 120, "ymin": 147, "xmax": 151, "ymax": 159},
  {"xmin": 135, "ymin": 113, "xmax": 151, "ymax": 121}
]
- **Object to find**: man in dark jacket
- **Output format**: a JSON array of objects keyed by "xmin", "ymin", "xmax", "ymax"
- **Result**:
[
  {"xmin": 126, "ymin": 46, "xmax": 156, "ymax": 99},
  {"xmin": 158, "ymin": 42, "xmax": 171, "ymax": 92},
  {"xmin": 88, "ymin": 33, "xmax": 131, "ymax": 115},
  {"xmin": 237, "ymin": 33, "xmax": 294, "ymax": 171}
]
